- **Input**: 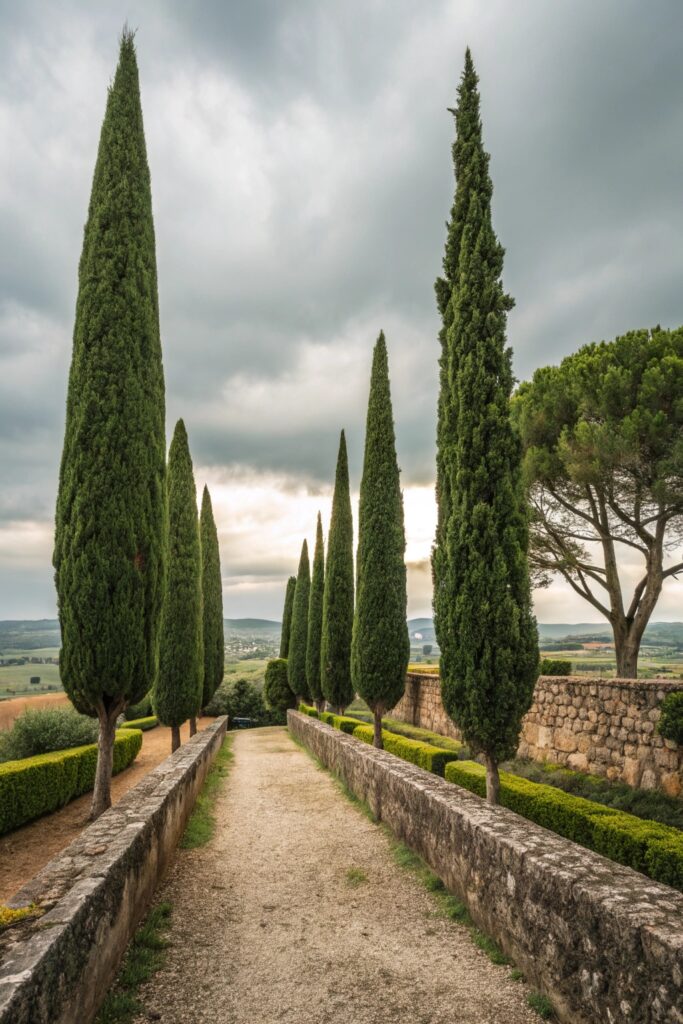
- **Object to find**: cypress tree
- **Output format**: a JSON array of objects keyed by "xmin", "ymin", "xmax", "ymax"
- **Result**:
[
  {"xmin": 155, "ymin": 420, "xmax": 204, "ymax": 752},
  {"xmin": 279, "ymin": 576, "xmax": 296, "ymax": 658},
  {"xmin": 306, "ymin": 513, "xmax": 325, "ymax": 710},
  {"xmin": 200, "ymin": 485, "xmax": 224, "ymax": 710},
  {"xmin": 352, "ymin": 333, "xmax": 409, "ymax": 748},
  {"xmin": 287, "ymin": 540, "xmax": 310, "ymax": 701},
  {"xmin": 53, "ymin": 30, "xmax": 166, "ymax": 820},
  {"xmin": 434, "ymin": 50, "xmax": 538, "ymax": 803},
  {"xmin": 321, "ymin": 431, "xmax": 355, "ymax": 712}
]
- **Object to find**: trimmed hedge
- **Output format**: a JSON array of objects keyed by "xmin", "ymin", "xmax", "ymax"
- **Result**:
[
  {"xmin": 540, "ymin": 658, "xmax": 572, "ymax": 676},
  {"xmin": 120, "ymin": 716, "xmax": 158, "ymax": 731},
  {"xmin": 353, "ymin": 724, "xmax": 459, "ymax": 777},
  {"xmin": 0, "ymin": 729, "xmax": 143, "ymax": 836},
  {"xmin": 444, "ymin": 760, "xmax": 683, "ymax": 891}
]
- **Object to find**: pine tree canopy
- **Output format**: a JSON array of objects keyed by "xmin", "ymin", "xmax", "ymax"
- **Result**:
[
  {"xmin": 306, "ymin": 513, "xmax": 325, "ymax": 704},
  {"xmin": 54, "ymin": 30, "xmax": 166, "ymax": 719},
  {"xmin": 155, "ymin": 419, "xmax": 204, "ymax": 728},
  {"xmin": 321, "ymin": 430, "xmax": 355, "ymax": 711},
  {"xmin": 279, "ymin": 576, "xmax": 296, "ymax": 658},
  {"xmin": 352, "ymin": 333, "xmax": 409, "ymax": 719},
  {"xmin": 287, "ymin": 539, "xmax": 311, "ymax": 700},
  {"xmin": 200, "ymin": 485, "xmax": 224, "ymax": 708},
  {"xmin": 433, "ymin": 50, "xmax": 538, "ymax": 774}
]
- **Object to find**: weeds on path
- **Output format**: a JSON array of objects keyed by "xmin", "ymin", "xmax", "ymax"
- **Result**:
[
  {"xmin": 180, "ymin": 735, "xmax": 234, "ymax": 849},
  {"xmin": 95, "ymin": 902, "xmax": 172, "ymax": 1024}
]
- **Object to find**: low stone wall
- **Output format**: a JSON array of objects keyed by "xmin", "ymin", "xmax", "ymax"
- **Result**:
[
  {"xmin": 0, "ymin": 717, "xmax": 228, "ymax": 1024},
  {"xmin": 289, "ymin": 711, "xmax": 683, "ymax": 1024},
  {"xmin": 391, "ymin": 672, "xmax": 683, "ymax": 796}
]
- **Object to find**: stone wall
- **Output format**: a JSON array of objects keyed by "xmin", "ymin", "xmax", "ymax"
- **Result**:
[
  {"xmin": 391, "ymin": 672, "xmax": 683, "ymax": 797},
  {"xmin": 289, "ymin": 711, "xmax": 683, "ymax": 1024},
  {"xmin": 0, "ymin": 717, "xmax": 228, "ymax": 1024}
]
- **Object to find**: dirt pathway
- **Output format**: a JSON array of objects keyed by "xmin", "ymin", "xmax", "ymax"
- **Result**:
[
  {"xmin": 0, "ymin": 718, "xmax": 213, "ymax": 901},
  {"xmin": 135, "ymin": 727, "xmax": 538, "ymax": 1024}
]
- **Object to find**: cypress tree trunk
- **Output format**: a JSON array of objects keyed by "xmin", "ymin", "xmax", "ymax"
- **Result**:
[
  {"xmin": 171, "ymin": 724, "xmax": 181, "ymax": 753},
  {"xmin": 189, "ymin": 717, "xmax": 197, "ymax": 736},
  {"xmin": 372, "ymin": 709, "xmax": 384, "ymax": 751},
  {"xmin": 352, "ymin": 334, "xmax": 409, "ymax": 750},
  {"xmin": 53, "ymin": 31, "xmax": 166, "ymax": 820},
  {"xmin": 154, "ymin": 420, "xmax": 204, "ymax": 752},
  {"xmin": 306, "ymin": 513, "xmax": 325, "ymax": 709},
  {"xmin": 279, "ymin": 577, "xmax": 297, "ymax": 658},
  {"xmin": 288, "ymin": 541, "xmax": 311, "ymax": 702},
  {"xmin": 200, "ymin": 486, "xmax": 225, "ymax": 708},
  {"xmin": 321, "ymin": 431, "xmax": 355, "ymax": 713},
  {"xmin": 91, "ymin": 699, "xmax": 124, "ymax": 819},
  {"xmin": 433, "ymin": 51, "xmax": 538, "ymax": 803}
]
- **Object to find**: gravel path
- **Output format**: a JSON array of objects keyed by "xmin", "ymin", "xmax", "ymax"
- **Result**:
[{"xmin": 135, "ymin": 726, "xmax": 538, "ymax": 1024}]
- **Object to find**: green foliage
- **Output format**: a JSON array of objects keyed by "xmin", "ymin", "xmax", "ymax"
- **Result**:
[
  {"xmin": 95, "ymin": 902, "xmax": 172, "ymax": 1024},
  {"xmin": 298, "ymin": 703, "xmax": 319, "ymax": 717},
  {"xmin": 53, "ymin": 31, "xmax": 166, "ymax": 719},
  {"xmin": 0, "ymin": 730, "xmax": 141, "ymax": 835},
  {"xmin": 120, "ymin": 716, "xmax": 157, "ymax": 731},
  {"xmin": 513, "ymin": 325, "xmax": 683, "ymax": 677},
  {"xmin": 288, "ymin": 540, "xmax": 311, "ymax": 700},
  {"xmin": 0, "ymin": 706, "xmax": 98, "ymax": 762},
  {"xmin": 540, "ymin": 659, "xmax": 572, "ymax": 676},
  {"xmin": 445, "ymin": 760, "xmax": 683, "ymax": 889},
  {"xmin": 352, "ymin": 333, "xmax": 409, "ymax": 728},
  {"xmin": 279, "ymin": 576, "xmax": 296, "ymax": 658},
  {"xmin": 527, "ymin": 993, "xmax": 554, "ymax": 1020},
  {"xmin": 180, "ymin": 738, "xmax": 233, "ymax": 848},
  {"xmin": 205, "ymin": 677, "xmax": 266, "ymax": 722},
  {"xmin": 321, "ymin": 431, "xmax": 355, "ymax": 711},
  {"xmin": 264, "ymin": 659, "xmax": 296, "ymax": 719},
  {"xmin": 353, "ymin": 724, "xmax": 459, "ymax": 777},
  {"xmin": 155, "ymin": 420, "xmax": 204, "ymax": 729},
  {"xmin": 345, "ymin": 712, "xmax": 465, "ymax": 755},
  {"xmin": 432, "ymin": 50, "xmax": 538, "ymax": 771},
  {"xmin": 200, "ymin": 486, "xmax": 224, "ymax": 708},
  {"xmin": 306, "ymin": 513, "xmax": 325, "ymax": 704},
  {"xmin": 658, "ymin": 691, "xmax": 683, "ymax": 744},
  {"xmin": 124, "ymin": 696, "xmax": 153, "ymax": 720}
]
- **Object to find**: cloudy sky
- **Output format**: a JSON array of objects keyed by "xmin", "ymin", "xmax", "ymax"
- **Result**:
[{"xmin": 1, "ymin": 0, "xmax": 683, "ymax": 623}]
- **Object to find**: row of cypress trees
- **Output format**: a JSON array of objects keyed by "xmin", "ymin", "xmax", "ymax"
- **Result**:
[
  {"xmin": 279, "ymin": 333, "xmax": 408, "ymax": 747},
  {"xmin": 54, "ymin": 31, "xmax": 225, "ymax": 820}
]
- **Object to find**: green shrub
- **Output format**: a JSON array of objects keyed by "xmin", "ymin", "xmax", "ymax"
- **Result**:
[
  {"xmin": 444, "ymin": 760, "xmax": 683, "ymax": 890},
  {"xmin": 0, "ymin": 706, "xmax": 98, "ymax": 763},
  {"xmin": 206, "ymin": 678, "xmax": 266, "ymax": 722},
  {"xmin": 120, "ymin": 716, "xmax": 157, "ymax": 732},
  {"xmin": 353, "ymin": 724, "xmax": 459, "ymax": 777},
  {"xmin": 124, "ymin": 696, "xmax": 153, "ymax": 721},
  {"xmin": 298, "ymin": 704, "xmax": 319, "ymax": 718},
  {"xmin": 0, "ymin": 729, "xmax": 142, "ymax": 835},
  {"xmin": 320, "ymin": 711, "xmax": 336, "ymax": 725},
  {"xmin": 264, "ymin": 659, "xmax": 296, "ymax": 722},
  {"xmin": 658, "ymin": 691, "xmax": 683, "ymax": 745},
  {"xmin": 540, "ymin": 659, "xmax": 572, "ymax": 676}
]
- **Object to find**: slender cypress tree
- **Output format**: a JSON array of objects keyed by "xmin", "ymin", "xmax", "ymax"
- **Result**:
[
  {"xmin": 200, "ymin": 485, "xmax": 224, "ymax": 710},
  {"xmin": 287, "ymin": 540, "xmax": 310, "ymax": 701},
  {"xmin": 155, "ymin": 420, "xmax": 204, "ymax": 752},
  {"xmin": 352, "ymin": 333, "xmax": 409, "ymax": 748},
  {"xmin": 434, "ymin": 50, "xmax": 538, "ymax": 803},
  {"xmin": 321, "ymin": 431, "xmax": 355, "ymax": 712},
  {"xmin": 279, "ymin": 576, "xmax": 296, "ymax": 658},
  {"xmin": 53, "ymin": 31, "xmax": 166, "ymax": 820},
  {"xmin": 306, "ymin": 513, "xmax": 325, "ymax": 710}
]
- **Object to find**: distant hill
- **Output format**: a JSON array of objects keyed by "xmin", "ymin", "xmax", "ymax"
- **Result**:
[{"xmin": 224, "ymin": 618, "xmax": 281, "ymax": 632}]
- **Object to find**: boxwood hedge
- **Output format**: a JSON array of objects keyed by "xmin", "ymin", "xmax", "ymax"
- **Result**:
[
  {"xmin": 120, "ymin": 716, "xmax": 158, "ymax": 731},
  {"xmin": 0, "ymin": 729, "xmax": 142, "ymax": 835},
  {"xmin": 352, "ymin": 724, "xmax": 460, "ymax": 777},
  {"xmin": 444, "ymin": 760, "xmax": 683, "ymax": 891}
]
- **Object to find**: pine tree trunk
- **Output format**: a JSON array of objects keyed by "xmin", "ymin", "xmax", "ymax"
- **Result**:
[
  {"xmin": 171, "ymin": 724, "xmax": 181, "ymax": 752},
  {"xmin": 373, "ymin": 709, "xmax": 383, "ymax": 750},
  {"xmin": 189, "ymin": 716, "xmax": 197, "ymax": 736},
  {"xmin": 615, "ymin": 641, "xmax": 639, "ymax": 679},
  {"xmin": 484, "ymin": 754, "xmax": 500, "ymax": 805},
  {"xmin": 89, "ymin": 703, "xmax": 121, "ymax": 821}
]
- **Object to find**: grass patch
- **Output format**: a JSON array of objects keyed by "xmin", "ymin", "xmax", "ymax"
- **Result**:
[
  {"xmin": 345, "ymin": 866, "xmax": 368, "ymax": 887},
  {"xmin": 510, "ymin": 968, "xmax": 524, "ymax": 982},
  {"xmin": 179, "ymin": 736, "xmax": 233, "ymax": 849},
  {"xmin": 527, "ymin": 991, "xmax": 554, "ymax": 1019},
  {"xmin": 472, "ymin": 928, "xmax": 510, "ymax": 965},
  {"xmin": 95, "ymin": 902, "xmax": 172, "ymax": 1024}
]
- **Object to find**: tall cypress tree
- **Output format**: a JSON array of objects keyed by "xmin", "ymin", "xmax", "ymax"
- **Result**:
[
  {"xmin": 306, "ymin": 513, "xmax": 325, "ymax": 710},
  {"xmin": 279, "ymin": 576, "xmax": 296, "ymax": 658},
  {"xmin": 155, "ymin": 420, "xmax": 204, "ymax": 752},
  {"xmin": 53, "ymin": 31, "xmax": 166, "ymax": 820},
  {"xmin": 321, "ymin": 431, "xmax": 355, "ymax": 712},
  {"xmin": 200, "ymin": 485, "xmax": 224, "ymax": 710},
  {"xmin": 287, "ymin": 540, "xmax": 310, "ymax": 701},
  {"xmin": 352, "ymin": 333, "xmax": 409, "ymax": 748},
  {"xmin": 434, "ymin": 50, "xmax": 538, "ymax": 803}
]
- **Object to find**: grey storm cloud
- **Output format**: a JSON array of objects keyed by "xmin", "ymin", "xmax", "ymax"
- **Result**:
[{"xmin": 2, "ymin": 0, "xmax": 683, "ymax": 616}]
